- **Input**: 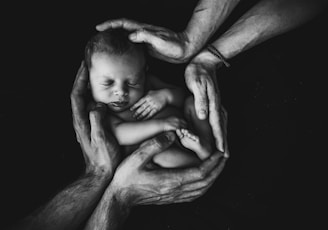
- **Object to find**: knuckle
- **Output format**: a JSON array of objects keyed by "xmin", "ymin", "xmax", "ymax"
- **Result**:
[
  {"xmin": 199, "ymin": 168, "xmax": 206, "ymax": 179},
  {"xmin": 150, "ymin": 138, "xmax": 163, "ymax": 150}
]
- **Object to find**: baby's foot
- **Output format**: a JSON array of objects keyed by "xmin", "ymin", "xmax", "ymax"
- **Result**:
[{"xmin": 176, "ymin": 129, "xmax": 211, "ymax": 160}]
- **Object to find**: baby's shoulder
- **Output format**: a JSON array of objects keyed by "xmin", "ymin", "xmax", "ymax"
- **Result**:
[{"xmin": 146, "ymin": 74, "xmax": 170, "ymax": 90}]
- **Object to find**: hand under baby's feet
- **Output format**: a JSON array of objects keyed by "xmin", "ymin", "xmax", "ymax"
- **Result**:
[{"xmin": 176, "ymin": 129, "xmax": 211, "ymax": 160}]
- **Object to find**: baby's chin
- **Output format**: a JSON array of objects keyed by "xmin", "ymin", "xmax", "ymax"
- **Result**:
[{"xmin": 107, "ymin": 103, "xmax": 131, "ymax": 113}]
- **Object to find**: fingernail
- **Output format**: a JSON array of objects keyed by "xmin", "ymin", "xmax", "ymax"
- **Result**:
[
  {"xmin": 129, "ymin": 33, "xmax": 137, "ymax": 41},
  {"xmin": 198, "ymin": 110, "xmax": 206, "ymax": 119}
]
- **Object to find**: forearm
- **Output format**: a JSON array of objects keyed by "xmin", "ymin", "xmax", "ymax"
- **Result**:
[
  {"xmin": 184, "ymin": 0, "xmax": 240, "ymax": 57},
  {"xmin": 84, "ymin": 183, "xmax": 130, "ymax": 230},
  {"xmin": 9, "ymin": 171, "xmax": 111, "ymax": 230},
  {"xmin": 211, "ymin": 0, "xmax": 327, "ymax": 61},
  {"xmin": 115, "ymin": 120, "xmax": 163, "ymax": 145}
]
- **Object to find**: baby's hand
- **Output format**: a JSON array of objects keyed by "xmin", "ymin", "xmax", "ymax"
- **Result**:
[
  {"xmin": 131, "ymin": 90, "xmax": 168, "ymax": 120},
  {"xmin": 162, "ymin": 116, "xmax": 187, "ymax": 131}
]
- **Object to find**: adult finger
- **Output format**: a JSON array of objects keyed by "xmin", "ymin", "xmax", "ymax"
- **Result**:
[
  {"xmin": 206, "ymin": 79, "xmax": 224, "ymax": 152},
  {"xmin": 146, "ymin": 189, "xmax": 206, "ymax": 205},
  {"xmin": 96, "ymin": 18, "xmax": 148, "ymax": 31},
  {"xmin": 129, "ymin": 30, "xmax": 164, "ymax": 45},
  {"xmin": 192, "ymin": 78, "xmax": 208, "ymax": 120},
  {"xmin": 153, "ymin": 191, "xmax": 203, "ymax": 205},
  {"xmin": 178, "ymin": 156, "xmax": 227, "ymax": 192},
  {"xmin": 157, "ymin": 151, "xmax": 224, "ymax": 185},
  {"xmin": 186, "ymin": 67, "xmax": 209, "ymax": 120},
  {"xmin": 89, "ymin": 103, "xmax": 107, "ymax": 142},
  {"xmin": 220, "ymin": 106, "xmax": 230, "ymax": 158},
  {"xmin": 71, "ymin": 61, "xmax": 88, "ymax": 99},
  {"xmin": 131, "ymin": 132, "xmax": 176, "ymax": 167},
  {"xmin": 71, "ymin": 61, "xmax": 90, "ymax": 139}
]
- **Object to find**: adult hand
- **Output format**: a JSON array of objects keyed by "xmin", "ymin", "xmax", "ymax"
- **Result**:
[
  {"xmin": 185, "ymin": 50, "xmax": 226, "ymax": 154},
  {"xmin": 71, "ymin": 61, "xmax": 121, "ymax": 177},
  {"xmin": 96, "ymin": 18, "xmax": 193, "ymax": 63},
  {"xmin": 110, "ymin": 106, "xmax": 228, "ymax": 206}
]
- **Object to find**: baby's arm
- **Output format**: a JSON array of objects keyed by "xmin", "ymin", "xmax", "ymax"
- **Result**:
[
  {"xmin": 131, "ymin": 75, "xmax": 187, "ymax": 120},
  {"xmin": 110, "ymin": 115, "xmax": 186, "ymax": 145},
  {"xmin": 148, "ymin": 75, "xmax": 186, "ymax": 108}
]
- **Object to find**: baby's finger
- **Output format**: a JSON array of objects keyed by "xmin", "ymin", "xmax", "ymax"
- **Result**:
[
  {"xmin": 142, "ymin": 109, "xmax": 157, "ymax": 120},
  {"xmin": 130, "ymin": 98, "xmax": 146, "ymax": 111},
  {"xmin": 136, "ymin": 106, "xmax": 152, "ymax": 120},
  {"xmin": 133, "ymin": 103, "xmax": 150, "ymax": 118}
]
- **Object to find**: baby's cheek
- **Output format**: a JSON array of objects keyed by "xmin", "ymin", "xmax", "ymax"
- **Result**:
[
  {"xmin": 92, "ymin": 89, "xmax": 112, "ymax": 104},
  {"xmin": 130, "ymin": 88, "xmax": 144, "ymax": 103}
]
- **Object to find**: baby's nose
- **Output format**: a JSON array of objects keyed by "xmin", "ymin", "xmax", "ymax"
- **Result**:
[{"xmin": 113, "ymin": 88, "xmax": 128, "ymax": 97}]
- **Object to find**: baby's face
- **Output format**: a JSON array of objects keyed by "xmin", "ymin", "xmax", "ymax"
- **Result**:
[{"xmin": 89, "ymin": 50, "xmax": 146, "ymax": 113}]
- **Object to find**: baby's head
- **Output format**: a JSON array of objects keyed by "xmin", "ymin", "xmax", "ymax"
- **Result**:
[{"xmin": 85, "ymin": 28, "xmax": 147, "ymax": 113}]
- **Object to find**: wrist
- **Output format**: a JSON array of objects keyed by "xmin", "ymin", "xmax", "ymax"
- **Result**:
[
  {"xmin": 177, "ymin": 31, "xmax": 197, "ymax": 62},
  {"xmin": 192, "ymin": 49, "xmax": 224, "ymax": 67},
  {"xmin": 159, "ymin": 119, "xmax": 166, "ymax": 132},
  {"xmin": 85, "ymin": 164, "xmax": 114, "ymax": 181},
  {"xmin": 107, "ymin": 183, "xmax": 133, "ymax": 210}
]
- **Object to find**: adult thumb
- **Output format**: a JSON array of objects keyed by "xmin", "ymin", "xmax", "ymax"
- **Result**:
[
  {"xmin": 129, "ymin": 30, "xmax": 159, "ymax": 45},
  {"xmin": 133, "ymin": 131, "xmax": 176, "ymax": 166}
]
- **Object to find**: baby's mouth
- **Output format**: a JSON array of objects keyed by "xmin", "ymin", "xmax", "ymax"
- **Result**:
[{"xmin": 110, "ymin": 101, "xmax": 129, "ymax": 108}]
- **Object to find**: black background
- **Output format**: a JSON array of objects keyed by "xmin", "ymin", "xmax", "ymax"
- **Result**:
[{"xmin": 1, "ymin": 0, "xmax": 327, "ymax": 229}]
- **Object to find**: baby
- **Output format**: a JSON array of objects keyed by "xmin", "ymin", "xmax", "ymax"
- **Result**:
[{"xmin": 85, "ymin": 29, "xmax": 215, "ymax": 168}]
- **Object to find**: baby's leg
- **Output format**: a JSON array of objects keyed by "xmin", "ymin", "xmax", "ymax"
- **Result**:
[
  {"xmin": 180, "ymin": 96, "xmax": 215, "ymax": 159},
  {"xmin": 152, "ymin": 144, "xmax": 201, "ymax": 168},
  {"xmin": 151, "ymin": 105, "xmax": 202, "ymax": 168}
]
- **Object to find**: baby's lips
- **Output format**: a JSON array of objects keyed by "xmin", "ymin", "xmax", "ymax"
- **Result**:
[{"xmin": 110, "ymin": 101, "xmax": 129, "ymax": 107}]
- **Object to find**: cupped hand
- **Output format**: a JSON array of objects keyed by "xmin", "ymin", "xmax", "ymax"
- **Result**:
[
  {"xmin": 110, "ymin": 129, "xmax": 228, "ymax": 206},
  {"xmin": 185, "ymin": 50, "xmax": 226, "ymax": 154},
  {"xmin": 71, "ymin": 61, "xmax": 121, "ymax": 177},
  {"xmin": 96, "ymin": 18, "xmax": 193, "ymax": 63},
  {"xmin": 130, "ymin": 90, "xmax": 168, "ymax": 120}
]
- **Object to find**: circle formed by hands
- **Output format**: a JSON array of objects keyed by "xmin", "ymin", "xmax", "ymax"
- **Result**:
[
  {"xmin": 96, "ymin": 18, "xmax": 226, "ymax": 153},
  {"xmin": 71, "ymin": 60, "xmax": 229, "ymax": 206}
]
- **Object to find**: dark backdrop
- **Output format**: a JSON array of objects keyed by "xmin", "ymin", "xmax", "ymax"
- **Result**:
[{"xmin": 1, "ymin": 1, "xmax": 327, "ymax": 229}]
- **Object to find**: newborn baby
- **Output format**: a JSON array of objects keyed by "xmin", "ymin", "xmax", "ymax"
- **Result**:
[{"xmin": 85, "ymin": 28, "xmax": 215, "ymax": 168}]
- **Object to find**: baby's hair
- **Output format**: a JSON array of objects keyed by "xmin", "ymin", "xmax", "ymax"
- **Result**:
[{"xmin": 85, "ymin": 28, "xmax": 145, "ymax": 69}]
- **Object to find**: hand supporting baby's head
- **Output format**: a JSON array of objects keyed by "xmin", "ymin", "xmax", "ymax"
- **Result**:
[{"xmin": 85, "ymin": 28, "xmax": 148, "ymax": 113}]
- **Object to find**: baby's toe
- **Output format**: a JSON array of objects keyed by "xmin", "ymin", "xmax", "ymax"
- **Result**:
[{"xmin": 176, "ymin": 129, "xmax": 184, "ymax": 139}]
